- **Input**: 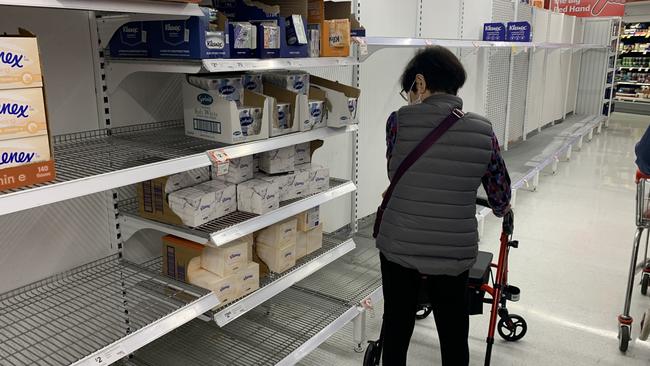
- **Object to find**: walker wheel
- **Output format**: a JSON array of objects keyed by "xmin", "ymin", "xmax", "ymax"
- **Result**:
[
  {"xmin": 363, "ymin": 340, "xmax": 381, "ymax": 366},
  {"xmin": 619, "ymin": 325, "xmax": 631, "ymax": 352},
  {"xmin": 497, "ymin": 314, "xmax": 527, "ymax": 342},
  {"xmin": 415, "ymin": 304, "xmax": 433, "ymax": 320},
  {"xmin": 642, "ymin": 274, "xmax": 649, "ymax": 296}
]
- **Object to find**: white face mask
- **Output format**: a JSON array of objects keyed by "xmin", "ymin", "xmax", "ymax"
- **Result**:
[{"xmin": 408, "ymin": 78, "xmax": 422, "ymax": 105}]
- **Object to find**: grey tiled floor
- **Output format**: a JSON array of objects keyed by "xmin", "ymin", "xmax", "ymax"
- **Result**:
[{"xmin": 300, "ymin": 113, "xmax": 650, "ymax": 365}]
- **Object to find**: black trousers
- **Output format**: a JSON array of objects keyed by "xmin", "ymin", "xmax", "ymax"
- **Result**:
[{"xmin": 380, "ymin": 253, "xmax": 470, "ymax": 366}]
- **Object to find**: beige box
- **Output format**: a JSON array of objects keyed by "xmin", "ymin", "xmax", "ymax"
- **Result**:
[
  {"xmin": 237, "ymin": 178, "xmax": 280, "ymax": 215},
  {"xmin": 168, "ymin": 180, "xmax": 237, "ymax": 227},
  {"xmin": 161, "ymin": 235, "xmax": 204, "ymax": 282},
  {"xmin": 212, "ymin": 155, "xmax": 254, "ymax": 184},
  {"xmin": 201, "ymin": 239, "xmax": 249, "ymax": 277},
  {"xmin": 0, "ymin": 134, "xmax": 51, "ymax": 169},
  {"xmin": 188, "ymin": 267, "xmax": 238, "ymax": 305},
  {"xmin": 295, "ymin": 230, "xmax": 307, "ymax": 259},
  {"xmin": 255, "ymin": 218, "xmax": 297, "ymax": 248},
  {"xmin": 236, "ymin": 262, "xmax": 260, "ymax": 297},
  {"xmin": 0, "ymin": 35, "xmax": 43, "ymax": 90},
  {"xmin": 296, "ymin": 206, "xmax": 320, "ymax": 232},
  {"xmin": 256, "ymin": 241, "xmax": 296, "ymax": 274},
  {"xmin": 306, "ymin": 224, "xmax": 323, "ymax": 255},
  {"xmin": 0, "ymin": 87, "xmax": 48, "ymax": 141}
]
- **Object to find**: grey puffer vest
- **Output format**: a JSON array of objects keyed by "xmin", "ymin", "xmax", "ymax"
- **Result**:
[{"xmin": 376, "ymin": 94, "xmax": 494, "ymax": 276}]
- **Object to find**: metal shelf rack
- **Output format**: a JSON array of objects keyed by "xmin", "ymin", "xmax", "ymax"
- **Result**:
[
  {"xmin": 0, "ymin": 121, "xmax": 357, "ymax": 217},
  {"xmin": 120, "ymin": 178, "xmax": 356, "ymax": 246},
  {"xmin": 0, "ymin": 255, "xmax": 219, "ymax": 366}
]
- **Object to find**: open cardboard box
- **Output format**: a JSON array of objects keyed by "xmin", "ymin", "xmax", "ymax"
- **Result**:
[
  {"xmin": 263, "ymin": 82, "xmax": 308, "ymax": 137},
  {"xmin": 304, "ymin": 86, "xmax": 327, "ymax": 131},
  {"xmin": 183, "ymin": 77, "xmax": 272, "ymax": 144},
  {"xmin": 310, "ymin": 75, "xmax": 359, "ymax": 128},
  {"xmin": 308, "ymin": 0, "xmax": 364, "ymax": 56},
  {"xmin": 0, "ymin": 29, "xmax": 56, "ymax": 192}
]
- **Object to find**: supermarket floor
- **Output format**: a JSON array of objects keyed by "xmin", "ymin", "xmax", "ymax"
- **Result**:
[{"xmin": 300, "ymin": 112, "xmax": 650, "ymax": 365}]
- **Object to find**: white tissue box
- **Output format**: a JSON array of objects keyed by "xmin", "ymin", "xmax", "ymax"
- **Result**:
[
  {"xmin": 296, "ymin": 163, "xmax": 330, "ymax": 194},
  {"xmin": 259, "ymin": 146, "xmax": 295, "ymax": 174},
  {"xmin": 168, "ymin": 180, "xmax": 237, "ymax": 227},
  {"xmin": 164, "ymin": 168, "xmax": 211, "ymax": 193},
  {"xmin": 213, "ymin": 155, "xmax": 254, "ymax": 184},
  {"xmin": 295, "ymin": 143, "xmax": 311, "ymax": 165},
  {"xmin": 255, "ymin": 218, "xmax": 297, "ymax": 248},
  {"xmin": 237, "ymin": 178, "xmax": 280, "ymax": 215},
  {"xmin": 282, "ymin": 169, "xmax": 310, "ymax": 201}
]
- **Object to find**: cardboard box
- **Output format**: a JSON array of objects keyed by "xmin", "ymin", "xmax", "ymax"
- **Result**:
[
  {"xmin": 323, "ymin": 1, "xmax": 365, "ymax": 36},
  {"xmin": 0, "ymin": 135, "xmax": 51, "ymax": 170},
  {"xmin": 255, "ymin": 218, "xmax": 297, "ymax": 248},
  {"xmin": 263, "ymin": 82, "xmax": 308, "ymax": 137},
  {"xmin": 264, "ymin": 71, "xmax": 310, "ymax": 96},
  {"xmin": 295, "ymin": 230, "xmax": 307, "ymax": 259},
  {"xmin": 168, "ymin": 180, "xmax": 237, "ymax": 227},
  {"xmin": 242, "ymin": 72, "xmax": 264, "ymax": 94},
  {"xmin": 0, "ymin": 87, "xmax": 48, "ymax": 141},
  {"xmin": 0, "ymin": 32, "xmax": 43, "ymax": 90},
  {"xmin": 254, "ymin": 21, "xmax": 281, "ymax": 58},
  {"xmin": 296, "ymin": 163, "xmax": 329, "ymax": 194},
  {"xmin": 304, "ymin": 87, "xmax": 327, "ymax": 131},
  {"xmin": 188, "ymin": 74, "xmax": 244, "ymax": 105},
  {"xmin": 236, "ymin": 261, "xmax": 260, "ymax": 297},
  {"xmin": 282, "ymin": 169, "xmax": 310, "ymax": 200},
  {"xmin": 201, "ymin": 238, "xmax": 249, "ymax": 277},
  {"xmin": 108, "ymin": 22, "xmax": 151, "ymax": 58},
  {"xmin": 306, "ymin": 223, "xmax": 323, "ymax": 255},
  {"xmin": 183, "ymin": 77, "xmax": 271, "ymax": 144},
  {"xmin": 256, "ymin": 241, "xmax": 296, "ymax": 274},
  {"xmin": 482, "ymin": 23, "xmax": 506, "ymax": 41},
  {"xmin": 309, "ymin": 1, "xmax": 360, "ymax": 57},
  {"xmin": 259, "ymin": 146, "xmax": 295, "ymax": 174},
  {"xmin": 188, "ymin": 267, "xmax": 238, "ymax": 305},
  {"xmin": 150, "ymin": 7, "xmax": 230, "ymax": 59},
  {"xmin": 310, "ymin": 75, "xmax": 359, "ymax": 127},
  {"xmin": 237, "ymin": 178, "xmax": 280, "ymax": 215},
  {"xmin": 295, "ymin": 142, "xmax": 311, "ymax": 165},
  {"xmin": 212, "ymin": 155, "xmax": 254, "ymax": 184},
  {"xmin": 165, "ymin": 167, "xmax": 211, "ymax": 193},
  {"xmin": 228, "ymin": 21, "xmax": 257, "ymax": 58},
  {"xmin": 296, "ymin": 206, "xmax": 320, "ymax": 232},
  {"xmin": 161, "ymin": 235, "xmax": 204, "ymax": 282}
]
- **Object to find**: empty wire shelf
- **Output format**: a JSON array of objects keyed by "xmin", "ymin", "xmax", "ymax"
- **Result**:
[{"xmin": 0, "ymin": 254, "xmax": 219, "ymax": 366}]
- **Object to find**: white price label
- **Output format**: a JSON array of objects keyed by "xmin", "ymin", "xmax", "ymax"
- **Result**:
[{"xmin": 93, "ymin": 345, "xmax": 126, "ymax": 365}]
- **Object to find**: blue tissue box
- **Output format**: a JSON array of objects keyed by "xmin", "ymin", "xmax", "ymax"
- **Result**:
[
  {"xmin": 506, "ymin": 21, "xmax": 532, "ymax": 42},
  {"xmin": 109, "ymin": 22, "xmax": 151, "ymax": 58},
  {"xmin": 482, "ymin": 23, "xmax": 506, "ymax": 42}
]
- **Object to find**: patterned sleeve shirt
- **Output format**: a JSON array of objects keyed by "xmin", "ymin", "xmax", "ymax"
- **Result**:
[{"xmin": 385, "ymin": 111, "xmax": 511, "ymax": 217}]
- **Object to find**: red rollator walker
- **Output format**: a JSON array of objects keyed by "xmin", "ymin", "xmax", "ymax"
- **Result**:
[
  {"xmin": 618, "ymin": 170, "xmax": 650, "ymax": 351},
  {"xmin": 364, "ymin": 198, "xmax": 526, "ymax": 366}
]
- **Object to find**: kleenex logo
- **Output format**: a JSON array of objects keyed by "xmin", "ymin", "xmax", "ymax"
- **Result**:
[
  {"xmin": 229, "ymin": 253, "xmax": 241, "ymax": 260},
  {"xmin": 244, "ymin": 274, "xmax": 254, "ymax": 281},
  {"xmin": 0, "ymin": 51, "xmax": 24, "ymax": 68},
  {"xmin": 0, "ymin": 102, "xmax": 29, "ymax": 118},
  {"xmin": 122, "ymin": 26, "xmax": 139, "ymax": 34},
  {"xmin": 509, "ymin": 25, "xmax": 527, "ymax": 31},
  {"xmin": 197, "ymin": 93, "xmax": 213, "ymax": 106},
  {"xmin": 165, "ymin": 24, "xmax": 182, "ymax": 32},
  {"xmin": 294, "ymin": 81, "xmax": 304, "ymax": 90},
  {"xmin": 485, "ymin": 25, "xmax": 503, "ymax": 31},
  {"xmin": 0, "ymin": 151, "xmax": 36, "ymax": 166}
]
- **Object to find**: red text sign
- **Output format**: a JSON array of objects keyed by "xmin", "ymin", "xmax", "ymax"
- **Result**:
[{"xmin": 553, "ymin": 0, "xmax": 625, "ymax": 17}]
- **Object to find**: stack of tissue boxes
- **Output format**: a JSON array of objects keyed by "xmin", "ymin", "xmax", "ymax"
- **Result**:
[
  {"xmin": 237, "ymin": 178, "xmax": 280, "ymax": 215},
  {"xmin": 259, "ymin": 146, "xmax": 295, "ymax": 174},
  {"xmin": 254, "ymin": 218, "xmax": 298, "ymax": 273},
  {"xmin": 295, "ymin": 207, "xmax": 324, "ymax": 258},
  {"xmin": 168, "ymin": 180, "xmax": 237, "ymax": 227}
]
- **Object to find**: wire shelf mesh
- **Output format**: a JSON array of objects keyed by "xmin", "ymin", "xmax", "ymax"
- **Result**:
[{"xmin": 0, "ymin": 255, "xmax": 212, "ymax": 366}]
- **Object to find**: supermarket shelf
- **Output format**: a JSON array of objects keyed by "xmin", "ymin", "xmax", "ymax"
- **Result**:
[
  {"xmin": 0, "ymin": 120, "xmax": 357, "ymax": 217},
  {"xmin": 105, "ymin": 57, "xmax": 358, "ymax": 92},
  {"xmin": 119, "ymin": 178, "xmax": 357, "ymax": 246},
  {"xmin": 615, "ymin": 96, "xmax": 650, "ymax": 103},
  {"xmin": 212, "ymin": 236, "xmax": 356, "ymax": 326},
  {"xmin": 0, "ymin": 0, "xmax": 203, "ymax": 15},
  {"xmin": 615, "ymin": 81, "xmax": 650, "ymax": 86},
  {"xmin": 0, "ymin": 255, "xmax": 219, "ymax": 366},
  {"xmin": 619, "ymin": 66, "xmax": 650, "ymax": 71}
]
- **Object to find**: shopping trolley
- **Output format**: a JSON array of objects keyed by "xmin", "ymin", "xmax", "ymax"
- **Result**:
[
  {"xmin": 618, "ymin": 170, "xmax": 650, "ymax": 352},
  {"xmin": 363, "ymin": 199, "xmax": 526, "ymax": 366}
]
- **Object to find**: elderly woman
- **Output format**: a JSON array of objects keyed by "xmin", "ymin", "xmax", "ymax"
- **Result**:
[{"xmin": 374, "ymin": 46, "xmax": 512, "ymax": 366}]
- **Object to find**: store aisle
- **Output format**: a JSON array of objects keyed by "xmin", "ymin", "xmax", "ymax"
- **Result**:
[{"xmin": 300, "ymin": 113, "xmax": 650, "ymax": 365}]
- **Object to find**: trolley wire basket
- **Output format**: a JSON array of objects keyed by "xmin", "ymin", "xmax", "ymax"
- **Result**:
[{"xmin": 636, "ymin": 172, "xmax": 650, "ymax": 228}]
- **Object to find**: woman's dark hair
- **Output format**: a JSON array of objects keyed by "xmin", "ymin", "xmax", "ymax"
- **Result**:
[{"xmin": 400, "ymin": 46, "xmax": 467, "ymax": 96}]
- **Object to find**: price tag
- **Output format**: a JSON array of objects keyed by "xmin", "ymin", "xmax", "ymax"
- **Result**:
[
  {"xmin": 352, "ymin": 37, "xmax": 368, "ymax": 56},
  {"xmin": 206, "ymin": 149, "xmax": 230, "ymax": 177},
  {"xmin": 93, "ymin": 345, "xmax": 126, "ymax": 365}
]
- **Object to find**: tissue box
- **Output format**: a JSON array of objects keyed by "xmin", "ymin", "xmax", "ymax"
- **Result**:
[
  {"xmin": 310, "ymin": 75, "xmax": 359, "ymax": 127},
  {"xmin": 256, "ymin": 241, "xmax": 296, "ymax": 274},
  {"xmin": 482, "ymin": 23, "xmax": 506, "ymax": 41},
  {"xmin": 237, "ymin": 178, "xmax": 280, "ymax": 215},
  {"xmin": 306, "ymin": 224, "xmax": 323, "ymax": 255},
  {"xmin": 137, "ymin": 168, "xmax": 211, "ymax": 225},
  {"xmin": 295, "ymin": 143, "xmax": 311, "ymax": 165},
  {"xmin": 321, "ymin": 18, "xmax": 350, "ymax": 57},
  {"xmin": 213, "ymin": 155, "xmax": 254, "ymax": 184},
  {"xmin": 256, "ymin": 22, "xmax": 281, "ymax": 58},
  {"xmin": 0, "ymin": 87, "xmax": 48, "ymax": 141},
  {"xmin": 0, "ymin": 34, "xmax": 43, "ymax": 89},
  {"xmin": 236, "ymin": 261, "xmax": 260, "ymax": 297},
  {"xmin": 264, "ymin": 71, "xmax": 310, "ymax": 95},
  {"xmin": 168, "ymin": 180, "xmax": 237, "ymax": 227},
  {"xmin": 506, "ymin": 21, "xmax": 532, "ymax": 42},
  {"xmin": 255, "ymin": 218, "xmax": 297, "ymax": 248},
  {"xmin": 259, "ymin": 146, "xmax": 295, "ymax": 174},
  {"xmin": 201, "ymin": 238, "xmax": 249, "ymax": 277},
  {"xmin": 263, "ymin": 82, "xmax": 305, "ymax": 137},
  {"xmin": 255, "ymin": 172, "xmax": 290, "ymax": 200},
  {"xmin": 282, "ymin": 169, "xmax": 310, "ymax": 201},
  {"xmin": 238, "ymin": 106, "xmax": 263, "ymax": 137},
  {"xmin": 253, "ymin": 154, "xmax": 260, "ymax": 172},
  {"xmin": 242, "ymin": 73, "xmax": 264, "ymax": 94},
  {"xmin": 297, "ymin": 163, "xmax": 329, "ymax": 194},
  {"xmin": 296, "ymin": 206, "xmax": 320, "ymax": 232},
  {"xmin": 188, "ymin": 267, "xmax": 238, "ymax": 305},
  {"xmin": 161, "ymin": 235, "xmax": 204, "ymax": 282},
  {"xmin": 108, "ymin": 21, "xmax": 151, "ymax": 58},
  {"xmin": 188, "ymin": 75, "xmax": 243, "ymax": 105},
  {"xmin": 229, "ymin": 22, "xmax": 257, "ymax": 58}
]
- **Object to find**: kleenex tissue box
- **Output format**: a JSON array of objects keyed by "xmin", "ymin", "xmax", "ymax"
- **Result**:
[
  {"xmin": 295, "ymin": 143, "xmax": 311, "ymax": 165},
  {"xmin": 237, "ymin": 178, "xmax": 280, "ymax": 215},
  {"xmin": 296, "ymin": 163, "xmax": 329, "ymax": 194},
  {"xmin": 259, "ymin": 146, "xmax": 295, "ymax": 174},
  {"xmin": 168, "ymin": 180, "xmax": 236, "ymax": 227},
  {"xmin": 212, "ymin": 155, "xmax": 254, "ymax": 184}
]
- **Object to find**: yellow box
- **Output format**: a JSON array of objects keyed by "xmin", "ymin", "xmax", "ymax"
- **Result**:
[
  {"xmin": 296, "ymin": 207, "xmax": 320, "ymax": 232},
  {"xmin": 255, "ymin": 218, "xmax": 297, "ymax": 248},
  {"xmin": 256, "ymin": 241, "xmax": 296, "ymax": 274},
  {"xmin": 306, "ymin": 224, "xmax": 323, "ymax": 255},
  {"xmin": 0, "ymin": 134, "xmax": 51, "ymax": 170},
  {"xmin": 296, "ymin": 230, "xmax": 307, "ymax": 259},
  {"xmin": 188, "ymin": 267, "xmax": 238, "ymax": 305},
  {"xmin": 161, "ymin": 235, "xmax": 204, "ymax": 282},
  {"xmin": 0, "ymin": 34, "xmax": 43, "ymax": 90},
  {"xmin": 201, "ymin": 239, "xmax": 249, "ymax": 277},
  {"xmin": 0, "ymin": 87, "xmax": 48, "ymax": 141},
  {"xmin": 321, "ymin": 19, "xmax": 350, "ymax": 57},
  {"xmin": 236, "ymin": 262, "xmax": 260, "ymax": 297}
]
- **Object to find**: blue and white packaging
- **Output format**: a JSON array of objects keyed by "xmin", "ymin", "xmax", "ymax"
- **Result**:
[
  {"xmin": 242, "ymin": 73, "xmax": 263, "ymax": 94},
  {"xmin": 482, "ymin": 23, "xmax": 506, "ymax": 41},
  {"xmin": 307, "ymin": 100, "xmax": 325, "ymax": 129},
  {"xmin": 109, "ymin": 22, "xmax": 150, "ymax": 58},
  {"xmin": 229, "ymin": 22, "xmax": 257, "ymax": 58},
  {"xmin": 506, "ymin": 21, "xmax": 532, "ymax": 42},
  {"xmin": 264, "ymin": 71, "xmax": 310, "ymax": 96},
  {"xmin": 310, "ymin": 75, "xmax": 360, "ymax": 128},
  {"xmin": 255, "ymin": 22, "xmax": 281, "ymax": 58},
  {"xmin": 238, "ymin": 106, "xmax": 263, "ymax": 137},
  {"xmin": 188, "ymin": 75, "xmax": 243, "ymax": 105},
  {"xmin": 276, "ymin": 103, "xmax": 292, "ymax": 130}
]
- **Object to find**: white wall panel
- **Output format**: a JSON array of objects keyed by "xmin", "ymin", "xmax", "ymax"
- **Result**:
[
  {"xmin": 567, "ymin": 18, "xmax": 585, "ymax": 114},
  {"xmin": 0, "ymin": 6, "xmax": 100, "ymax": 135},
  {"xmin": 525, "ymin": 8, "xmax": 550, "ymax": 135},
  {"xmin": 542, "ymin": 12, "xmax": 564, "ymax": 125},
  {"xmin": 420, "ymin": 0, "xmax": 463, "ymax": 39},
  {"xmin": 508, "ymin": 4, "xmax": 533, "ymax": 143},
  {"xmin": 577, "ymin": 18, "xmax": 611, "ymax": 116},
  {"xmin": 560, "ymin": 16, "xmax": 575, "ymax": 116}
]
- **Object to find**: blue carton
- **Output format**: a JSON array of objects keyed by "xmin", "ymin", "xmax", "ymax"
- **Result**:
[
  {"xmin": 228, "ymin": 22, "xmax": 257, "ymax": 58},
  {"xmin": 506, "ymin": 21, "xmax": 532, "ymax": 42},
  {"xmin": 279, "ymin": 16, "xmax": 308, "ymax": 58},
  {"xmin": 254, "ymin": 22, "xmax": 281, "ymax": 59},
  {"xmin": 109, "ymin": 22, "xmax": 151, "ymax": 58},
  {"xmin": 482, "ymin": 23, "xmax": 506, "ymax": 42},
  {"xmin": 150, "ymin": 7, "xmax": 230, "ymax": 59}
]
